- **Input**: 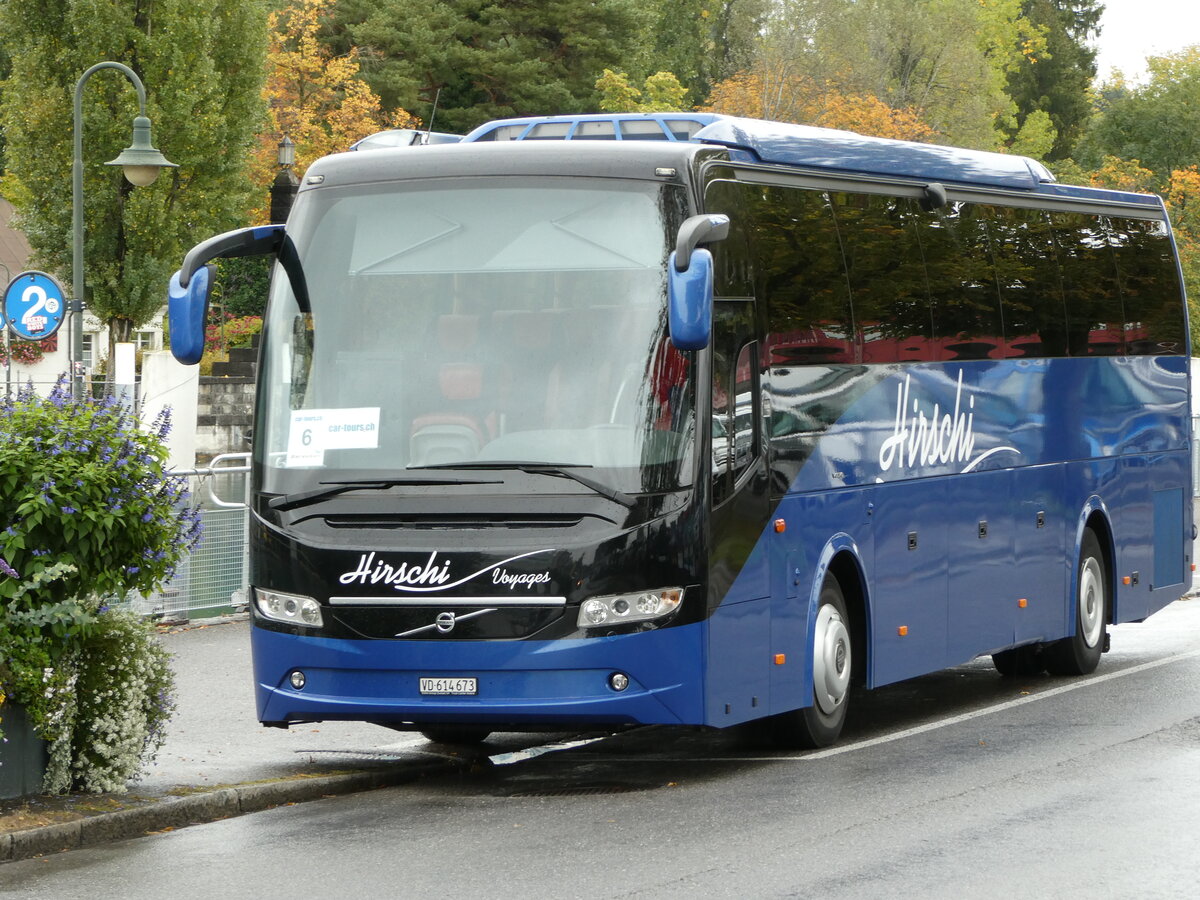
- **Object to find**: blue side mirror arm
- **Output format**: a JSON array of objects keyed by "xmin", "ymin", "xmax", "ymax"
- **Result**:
[{"xmin": 168, "ymin": 224, "xmax": 310, "ymax": 365}]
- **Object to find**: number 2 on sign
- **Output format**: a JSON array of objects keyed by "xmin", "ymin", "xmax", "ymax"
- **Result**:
[{"xmin": 20, "ymin": 284, "xmax": 57, "ymax": 330}]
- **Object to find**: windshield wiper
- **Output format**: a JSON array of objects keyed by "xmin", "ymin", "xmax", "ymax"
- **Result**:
[
  {"xmin": 268, "ymin": 477, "xmax": 497, "ymax": 512},
  {"xmin": 410, "ymin": 462, "xmax": 636, "ymax": 508}
]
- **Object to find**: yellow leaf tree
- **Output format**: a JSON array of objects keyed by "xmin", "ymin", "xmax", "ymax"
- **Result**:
[
  {"xmin": 251, "ymin": 0, "xmax": 418, "ymax": 216},
  {"xmin": 702, "ymin": 68, "xmax": 933, "ymax": 143}
]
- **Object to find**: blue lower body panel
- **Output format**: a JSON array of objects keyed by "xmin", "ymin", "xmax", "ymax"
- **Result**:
[{"xmin": 253, "ymin": 622, "xmax": 706, "ymax": 727}]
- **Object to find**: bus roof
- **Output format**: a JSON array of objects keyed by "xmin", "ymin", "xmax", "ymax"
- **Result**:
[
  {"xmin": 456, "ymin": 113, "xmax": 1162, "ymax": 209},
  {"xmin": 321, "ymin": 113, "xmax": 1162, "ymax": 210}
]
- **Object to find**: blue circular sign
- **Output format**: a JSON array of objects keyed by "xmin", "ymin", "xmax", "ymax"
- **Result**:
[{"xmin": 3, "ymin": 271, "xmax": 67, "ymax": 341}]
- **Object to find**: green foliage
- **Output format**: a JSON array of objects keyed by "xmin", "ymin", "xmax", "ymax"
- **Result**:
[
  {"xmin": 1079, "ymin": 47, "xmax": 1200, "ymax": 184},
  {"xmin": 1007, "ymin": 108, "xmax": 1056, "ymax": 159},
  {"xmin": 596, "ymin": 70, "xmax": 688, "ymax": 112},
  {"xmin": 1004, "ymin": 0, "xmax": 1102, "ymax": 160},
  {"xmin": 214, "ymin": 256, "xmax": 272, "ymax": 319},
  {"xmin": 0, "ymin": 381, "xmax": 190, "ymax": 792},
  {"xmin": 0, "ymin": 381, "xmax": 202, "ymax": 606},
  {"xmin": 0, "ymin": 0, "xmax": 270, "ymax": 343},
  {"xmin": 324, "ymin": 0, "xmax": 655, "ymax": 133},
  {"xmin": 744, "ymin": 0, "xmax": 1037, "ymax": 150}
]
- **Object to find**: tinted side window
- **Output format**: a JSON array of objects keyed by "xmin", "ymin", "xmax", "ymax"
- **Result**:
[
  {"xmin": 750, "ymin": 186, "xmax": 854, "ymax": 365},
  {"xmin": 703, "ymin": 178, "xmax": 755, "ymax": 298},
  {"xmin": 1109, "ymin": 217, "xmax": 1187, "ymax": 355},
  {"xmin": 711, "ymin": 302, "xmax": 758, "ymax": 506},
  {"xmin": 1050, "ymin": 212, "xmax": 1124, "ymax": 356},
  {"xmin": 832, "ymin": 193, "xmax": 934, "ymax": 363},
  {"xmin": 990, "ymin": 206, "xmax": 1070, "ymax": 358},
  {"xmin": 924, "ymin": 203, "xmax": 1004, "ymax": 360}
]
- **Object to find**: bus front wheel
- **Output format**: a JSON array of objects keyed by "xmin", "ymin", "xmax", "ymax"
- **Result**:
[
  {"xmin": 771, "ymin": 574, "xmax": 852, "ymax": 749},
  {"xmin": 1043, "ymin": 528, "xmax": 1107, "ymax": 676}
]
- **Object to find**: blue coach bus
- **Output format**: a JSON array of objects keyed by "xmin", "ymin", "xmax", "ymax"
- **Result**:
[{"xmin": 168, "ymin": 114, "xmax": 1192, "ymax": 748}]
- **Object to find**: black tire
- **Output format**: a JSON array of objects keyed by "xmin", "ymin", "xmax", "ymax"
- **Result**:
[
  {"xmin": 419, "ymin": 724, "xmax": 492, "ymax": 745},
  {"xmin": 1044, "ymin": 528, "xmax": 1107, "ymax": 676},
  {"xmin": 992, "ymin": 643, "xmax": 1045, "ymax": 677},
  {"xmin": 771, "ymin": 575, "xmax": 852, "ymax": 749}
]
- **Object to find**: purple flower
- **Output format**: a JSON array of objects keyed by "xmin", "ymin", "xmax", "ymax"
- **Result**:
[
  {"xmin": 0, "ymin": 556, "xmax": 18, "ymax": 579},
  {"xmin": 61, "ymin": 506, "xmax": 78, "ymax": 514}
]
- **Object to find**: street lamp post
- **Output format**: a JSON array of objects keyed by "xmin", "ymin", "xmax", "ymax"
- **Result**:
[
  {"xmin": 72, "ymin": 61, "xmax": 177, "ymax": 400},
  {"xmin": 269, "ymin": 135, "xmax": 299, "ymax": 224}
]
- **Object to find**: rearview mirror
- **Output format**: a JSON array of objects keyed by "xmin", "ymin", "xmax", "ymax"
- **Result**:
[
  {"xmin": 668, "ymin": 248, "xmax": 714, "ymax": 351},
  {"xmin": 168, "ymin": 264, "xmax": 215, "ymax": 365},
  {"xmin": 667, "ymin": 214, "xmax": 729, "ymax": 351}
]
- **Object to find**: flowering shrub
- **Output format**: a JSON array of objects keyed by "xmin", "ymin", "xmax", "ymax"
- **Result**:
[
  {"xmin": 205, "ymin": 314, "xmax": 262, "ymax": 354},
  {"xmin": 0, "ymin": 379, "xmax": 199, "ymax": 792},
  {"xmin": 0, "ymin": 339, "xmax": 46, "ymax": 367}
]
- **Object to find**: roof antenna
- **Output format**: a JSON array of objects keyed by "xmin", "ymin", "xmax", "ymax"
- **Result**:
[{"xmin": 422, "ymin": 88, "xmax": 442, "ymax": 145}]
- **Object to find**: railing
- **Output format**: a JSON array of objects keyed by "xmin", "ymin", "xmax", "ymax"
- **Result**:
[{"xmin": 123, "ymin": 453, "xmax": 250, "ymax": 620}]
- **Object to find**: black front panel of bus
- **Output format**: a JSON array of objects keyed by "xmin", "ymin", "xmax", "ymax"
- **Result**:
[{"xmin": 248, "ymin": 491, "xmax": 708, "ymax": 642}]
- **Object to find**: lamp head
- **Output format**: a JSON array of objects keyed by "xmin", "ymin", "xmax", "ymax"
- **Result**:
[{"xmin": 106, "ymin": 115, "xmax": 177, "ymax": 186}]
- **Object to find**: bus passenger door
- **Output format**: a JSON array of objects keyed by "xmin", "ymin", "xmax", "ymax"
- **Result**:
[{"xmin": 705, "ymin": 309, "xmax": 772, "ymax": 726}]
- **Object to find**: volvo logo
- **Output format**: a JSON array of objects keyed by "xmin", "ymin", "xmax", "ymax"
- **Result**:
[{"xmin": 394, "ymin": 607, "xmax": 498, "ymax": 638}]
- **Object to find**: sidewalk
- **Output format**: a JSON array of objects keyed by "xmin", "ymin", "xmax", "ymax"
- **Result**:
[{"xmin": 0, "ymin": 616, "xmax": 484, "ymax": 863}]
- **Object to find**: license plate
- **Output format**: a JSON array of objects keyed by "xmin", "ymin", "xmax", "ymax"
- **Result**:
[{"xmin": 419, "ymin": 677, "xmax": 478, "ymax": 696}]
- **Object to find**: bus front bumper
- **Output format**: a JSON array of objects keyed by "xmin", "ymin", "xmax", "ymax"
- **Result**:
[{"xmin": 252, "ymin": 623, "xmax": 706, "ymax": 728}]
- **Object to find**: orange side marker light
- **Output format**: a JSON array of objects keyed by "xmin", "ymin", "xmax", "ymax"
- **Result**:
[
  {"xmin": 774, "ymin": 518, "xmax": 786, "ymax": 533},
  {"xmin": 898, "ymin": 625, "xmax": 908, "ymax": 637},
  {"xmin": 774, "ymin": 653, "xmax": 786, "ymax": 666},
  {"xmin": 1123, "ymin": 576, "xmax": 1132, "ymax": 586},
  {"xmin": 1018, "ymin": 598, "xmax": 1028, "ymax": 609}
]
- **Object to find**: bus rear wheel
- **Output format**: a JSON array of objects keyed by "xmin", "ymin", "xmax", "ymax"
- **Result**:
[
  {"xmin": 419, "ymin": 724, "xmax": 492, "ymax": 745},
  {"xmin": 771, "ymin": 574, "xmax": 852, "ymax": 749},
  {"xmin": 1043, "ymin": 528, "xmax": 1107, "ymax": 676}
]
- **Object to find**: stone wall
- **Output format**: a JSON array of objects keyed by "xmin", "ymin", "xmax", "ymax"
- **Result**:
[{"xmin": 195, "ymin": 341, "xmax": 257, "ymax": 466}]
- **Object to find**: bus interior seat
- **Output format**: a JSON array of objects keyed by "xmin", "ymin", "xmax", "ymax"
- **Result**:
[{"xmin": 409, "ymin": 314, "xmax": 493, "ymax": 465}]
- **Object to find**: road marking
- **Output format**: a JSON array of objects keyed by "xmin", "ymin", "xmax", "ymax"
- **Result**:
[
  {"xmin": 798, "ymin": 648, "xmax": 1200, "ymax": 760},
  {"xmin": 644, "ymin": 648, "xmax": 1200, "ymax": 764},
  {"xmin": 488, "ymin": 735, "xmax": 608, "ymax": 766}
]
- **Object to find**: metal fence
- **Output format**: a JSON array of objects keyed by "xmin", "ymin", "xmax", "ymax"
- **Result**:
[{"xmin": 123, "ymin": 453, "xmax": 250, "ymax": 621}]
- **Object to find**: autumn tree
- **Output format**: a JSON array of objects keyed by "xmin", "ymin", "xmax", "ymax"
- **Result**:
[
  {"xmin": 0, "ymin": 0, "xmax": 269, "ymax": 354},
  {"xmin": 254, "ymin": 0, "xmax": 418, "ymax": 191},
  {"xmin": 702, "ymin": 69, "xmax": 934, "ymax": 142},
  {"xmin": 1165, "ymin": 166, "xmax": 1200, "ymax": 349},
  {"xmin": 711, "ymin": 0, "xmax": 1042, "ymax": 150}
]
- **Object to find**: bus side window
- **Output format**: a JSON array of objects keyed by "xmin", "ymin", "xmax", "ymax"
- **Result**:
[
  {"xmin": 991, "ymin": 206, "xmax": 1070, "ymax": 358},
  {"xmin": 1108, "ymin": 216, "xmax": 1187, "ymax": 355},
  {"xmin": 1050, "ymin": 211, "xmax": 1125, "ymax": 356},
  {"xmin": 924, "ymin": 202, "xmax": 1004, "ymax": 361},
  {"xmin": 832, "ymin": 193, "xmax": 934, "ymax": 363},
  {"xmin": 754, "ymin": 187, "xmax": 854, "ymax": 366},
  {"xmin": 712, "ymin": 303, "xmax": 758, "ymax": 506}
]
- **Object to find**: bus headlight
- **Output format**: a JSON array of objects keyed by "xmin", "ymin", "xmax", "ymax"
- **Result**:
[
  {"xmin": 577, "ymin": 588, "xmax": 683, "ymax": 629},
  {"xmin": 255, "ymin": 588, "xmax": 324, "ymax": 628}
]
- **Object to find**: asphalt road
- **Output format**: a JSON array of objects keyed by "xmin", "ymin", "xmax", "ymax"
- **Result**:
[{"xmin": 5, "ymin": 599, "xmax": 1200, "ymax": 899}]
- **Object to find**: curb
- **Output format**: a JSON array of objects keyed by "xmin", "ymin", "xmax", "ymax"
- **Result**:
[{"xmin": 0, "ymin": 758, "xmax": 459, "ymax": 864}]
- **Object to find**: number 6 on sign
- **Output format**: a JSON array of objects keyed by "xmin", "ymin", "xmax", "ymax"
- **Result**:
[{"xmin": 2, "ymin": 271, "xmax": 67, "ymax": 341}]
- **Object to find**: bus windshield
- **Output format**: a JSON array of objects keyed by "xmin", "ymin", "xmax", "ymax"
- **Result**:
[{"xmin": 255, "ymin": 176, "xmax": 695, "ymax": 498}]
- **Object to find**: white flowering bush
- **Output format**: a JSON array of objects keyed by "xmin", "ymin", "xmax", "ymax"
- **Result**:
[{"xmin": 0, "ymin": 379, "xmax": 196, "ymax": 793}]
